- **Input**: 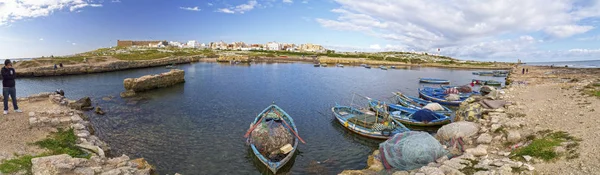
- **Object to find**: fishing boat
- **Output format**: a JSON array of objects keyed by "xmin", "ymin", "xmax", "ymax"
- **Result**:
[
  {"xmin": 321, "ymin": 64, "xmax": 328, "ymax": 67},
  {"xmin": 418, "ymin": 87, "xmax": 473, "ymax": 106},
  {"xmin": 360, "ymin": 64, "xmax": 367, "ymax": 67},
  {"xmin": 390, "ymin": 66, "xmax": 396, "ymax": 69},
  {"xmin": 332, "ymin": 105, "xmax": 410, "ymax": 139},
  {"xmin": 380, "ymin": 65, "xmax": 388, "ymax": 70},
  {"xmin": 478, "ymin": 72, "xmax": 494, "ymax": 76},
  {"xmin": 484, "ymin": 80, "xmax": 502, "ymax": 86},
  {"xmin": 493, "ymin": 73, "xmax": 507, "ymax": 77},
  {"xmin": 392, "ymin": 92, "xmax": 453, "ymax": 116},
  {"xmin": 472, "ymin": 79, "xmax": 487, "ymax": 85},
  {"xmin": 364, "ymin": 65, "xmax": 372, "ymax": 69},
  {"xmin": 246, "ymin": 104, "xmax": 302, "ymax": 174},
  {"xmin": 165, "ymin": 63, "xmax": 176, "ymax": 69},
  {"xmin": 368, "ymin": 98, "xmax": 451, "ymax": 127},
  {"xmin": 419, "ymin": 78, "xmax": 450, "ymax": 84},
  {"xmin": 337, "ymin": 64, "xmax": 344, "ymax": 68},
  {"xmin": 472, "ymin": 72, "xmax": 480, "ymax": 75},
  {"xmin": 314, "ymin": 64, "xmax": 320, "ymax": 67}
]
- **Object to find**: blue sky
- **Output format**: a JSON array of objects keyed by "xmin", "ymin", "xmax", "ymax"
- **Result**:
[{"xmin": 1, "ymin": 0, "xmax": 600, "ymax": 62}]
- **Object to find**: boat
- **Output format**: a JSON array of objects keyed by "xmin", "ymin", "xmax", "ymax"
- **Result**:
[
  {"xmin": 246, "ymin": 104, "xmax": 301, "ymax": 174},
  {"xmin": 314, "ymin": 64, "xmax": 320, "ymax": 67},
  {"xmin": 484, "ymin": 80, "xmax": 502, "ymax": 86},
  {"xmin": 392, "ymin": 92, "xmax": 453, "ymax": 116},
  {"xmin": 471, "ymin": 79, "xmax": 487, "ymax": 85},
  {"xmin": 364, "ymin": 65, "xmax": 371, "ymax": 69},
  {"xmin": 390, "ymin": 66, "xmax": 396, "ymax": 69},
  {"xmin": 321, "ymin": 64, "xmax": 328, "ymax": 67},
  {"xmin": 493, "ymin": 73, "xmax": 507, "ymax": 77},
  {"xmin": 337, "ymin": 64, "xmax": 344, "ymax": 68},
  {"xmin": 472, "ymin": 72, "xmax": 480, "ymax": 75},
  {"xmin": 165, "ymin": 63, "xmax": 176, "ymax": 69},
  {"xmin": 478, "ymin": 72, "xmax": 494, "ymax": 76},
  {"xmin": 418, "ymin": 87, "xmax": 473, "ymax": 106},
  {"xmin": 360, "ymin": 64, "xmax": 367, "ymax": 67},
  {"xmin": 368, "ymin": 98, "xmax": 451, "ymax": 127},
  {"xmin": 380, "ymin": 65, "xmax": 388, "ymax": 70},
  {"xmin": 419, "ymin": 78, "xmax": 450, "ymax": 84},
  {"xmin": 332, "ymin": 105, "xmax": 410, "ymax": 139}
]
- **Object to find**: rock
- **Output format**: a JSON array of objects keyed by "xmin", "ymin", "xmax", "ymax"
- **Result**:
[
  {"xmin": 106, "ymin": 155, "xmax": 130, "ymax": 167},
  {"xmin": 76, "ymin": 144, "xmax": 105, "ymax": 158},
  {"xmin": 476, "ymin": 133, "xmax": 493, "ymax": 144},
  {"xmin": 40, "ymin": 117, "xmax": 50, "ymax": 123},
  {"xmin": 73, "ymin": 123, "xmax": 86, "ymax": 130},
  {"xmin": 523, "ymin": 163, "xmax": 535, "ymax": 171},
  {"xmin": 493, "ymin": 135, "xmax": 502, "ymax": 142},
  {"xmin": 523, "ymin": 155, "xmax": 532, "ymax": 162},
  {"xmin": 473, "ymin": 171, "xmax": 492, "ymax": 175},
  {"xmin": 438, "ymin": 165, "xmax": 465, "ymax": 175},
  {"xmin": 392, "ymin": 171, "xmax": 410, "ymax": 175},
  {"xmin": 491, "ymin": 124, "xmax": 502, "ymax": 132},
  {"xmin": 123, "ymin": 69, "xmax": 185, "ymax": 93},
  {"xmin": 554, "ymin": 146, "xmax": 567, "ymax": 154},
  {"xmin": 59, "ymin": 117, "xmax": 72, "ymax": 124},
  {"xmin": 102, "ymin": 97, "xmax": 112, "ymax": 101},
  {"xmin": 31, "ymin": 154, "xmax": 88, "ymax": 175},
  {"xmin": 498, "ymin": 151, "xmax": 510, "ymax": 157},
  {"xmin": 68, "ymin": 97, "xmax": 92, "ymax": 110},
  {"xmin": 77, "ymin": 130, "xmax": 90, "ymax": 138},
  {"xmin": 29, "ymin": 112, "xmax": 35, "ymax": 117},
  {"xmin": 503, "ymin": 121, "xmax": 522, "ymax": 128},
  {"xmin": 436, "ymin": 156, "xmax": 448, "ymax": 163},
  {"xmin": 29, "ymin": 117, "xmax": 39, "ymax": 126},
  {"xmin": 419, "ymin": 166, "xmax": 444, "ymax": 175},
  {"xmin": 367, "ymin": 154, "xmax": 384, "ymax": 172},
  {"xmin": 130, "ymin": 158, "xmax": 154, "ymax": 171},
  {"xmin": 507, "ymin": 130, "xmax": 521, "ymax": 143},
  {"xmin": 436, "ymin": 121, "xmax": 480, "ymax": 142},
  {"xmin": 71, "ymin": 115, "xmax": 83, "ymax": 122},
  {"xmin": 465, "ymin": 145, "xmax": 488, "ymax": 156},
  {"xmin": 442, "ymin": 158, "xmax": 467, "ymax": 170},
  {"xmin": 120, "ymin": 91, "xmax": 136, "ymax": 98},
  {"xmin": 50, "ymin": 118, "xmax": 60, "ymax": 126},
  {"xmin": 498, "ymin": 165, "xmax": 513, "ymax": 175},
  {"xmin": 95, "ymin": 107, "xmax": 105, "ymax": 115}
]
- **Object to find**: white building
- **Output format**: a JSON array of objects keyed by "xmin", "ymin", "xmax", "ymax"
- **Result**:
[
  {"xmin": 169, "ymin": 41, "xmax": 183, "ymax": 48},
  {"xmin": 186, "ymin": 40, "xmax": 198, "ymax": 48},
  {"xmin": 266, "ymin": 42, "xmax": 281, "ymax": 51}
]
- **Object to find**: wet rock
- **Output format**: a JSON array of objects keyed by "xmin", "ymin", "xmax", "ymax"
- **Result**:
[
  {"xmin": 69, "ymin": 97, "xmax": 92, "ymax": 110},
  {"xmin": 507, "ymin": 130, "xmax": 521, "ymax": 143},
  {"xmin": 95, "ymin": 107, "xmax": 105, "ymax": 115},
  {"xmin": 120, "ymin": 91, "xmax": 136, "ymax": 98},
  {"xmin": 477, "ymin": 133, "xmax": 492, "ymax": 144}
]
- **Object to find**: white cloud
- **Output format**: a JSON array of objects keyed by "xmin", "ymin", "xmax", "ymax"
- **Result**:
[
  {"xmin": 544, "ymin": 25, "xmax": 594, "ymax": 38},
  {"xmin": 39, "ymin": 38, "xmax": 44, "ymax": 41},
  {"xmin": 283, "ymin": 0, "xmax": 293, "ymax": 3},
  {"xmin": 302, "ymin": 0, "xmax": 308, "ymax": 3},
  {"xmin": 180, "ymin": 6, "xmax": 201, "ymax": 11},
  {"xmin": 578, "ymin": 35, "xmax": 600, "ymax": 41},
  {"xmin": 72, "ymin": 43, "xmax": 77, "ymax": 45},
  {"xmin": 217, "ymin": 8, "xmax": 235, "ymax": 14},
  {"xmin": 207, "ymin": 3, "xmax": 213, "ymax": 6},
  {"xmin": 0, "ymin": 0, "xmax": 104, "ymax": 25},
  {"xmin": 317, "ymin": 0, "xmax": 600, "ymax": 60},
  {"xmin": 369, "ymin": 44, "xmax": 381, "ymax": 50},
  {"xmin": 216, "ymin": 0, "xmax": 258, "ymax": 14},
  {"xmin": 111, "ymin": 0, "xmax": 121, "ymax": 3}
]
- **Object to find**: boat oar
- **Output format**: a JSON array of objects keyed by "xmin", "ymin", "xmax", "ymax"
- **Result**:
[
  {"xmin": 274, "ymin": 110, "xmax": 306, "ymax": 144},
  {"xmin": 244, "ymin": 109, "xmax": 271, "ymax": 138}
]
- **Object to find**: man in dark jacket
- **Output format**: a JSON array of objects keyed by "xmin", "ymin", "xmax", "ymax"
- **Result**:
[{"xmin": 2, "ymin": 59, "xmax": 21, "ymax": 115}]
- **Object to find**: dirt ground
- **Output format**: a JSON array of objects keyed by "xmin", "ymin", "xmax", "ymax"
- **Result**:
[
  {"xmin": 0, "ymin": 100, "xmax": 68, "ymax": 161},
  {"xmin": 506, "ymin": 66, "xmax": 600, "ymax": 175}
]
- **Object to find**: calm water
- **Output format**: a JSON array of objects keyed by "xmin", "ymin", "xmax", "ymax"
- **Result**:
[
  {"xmin": 15, "ymin": 63, "xmax": 505, "ymax": 175},
  {"xmin": 527, "ymin": 60, "xmax": 600, "ymax": 68}
]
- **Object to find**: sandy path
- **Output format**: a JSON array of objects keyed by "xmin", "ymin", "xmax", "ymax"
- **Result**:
[
  {"xmin": 0, "ymin": 100, "xmax": 67, "ymax": 161},
  {"xmin": 506, "ymin": 66, "xmax": 600, "ymax": 175}
]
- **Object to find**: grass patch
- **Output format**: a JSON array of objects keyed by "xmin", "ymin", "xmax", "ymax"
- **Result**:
[
  {"xmin": 512, "ymin": 130, "xmax": 580, "ymax": 161},
  {"xmin": 114, "ymin": 48, "xmax": 214, "ymax": 60},
  {"xmin": 0, "ymin": 128, "xmax": 89, "ymax": 174},
  {"xmin": 15, "ymin": 61, "xmax": 40, "ymax": 68}
]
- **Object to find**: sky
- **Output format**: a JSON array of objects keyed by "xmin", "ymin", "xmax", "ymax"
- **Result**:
[{"xmin": 1, "ymin": 0, "xmax": 600, "ymax": 62}]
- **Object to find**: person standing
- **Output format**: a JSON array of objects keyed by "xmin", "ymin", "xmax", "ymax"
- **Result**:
[
  {"xmin": 526, "ymin": 69, "xmax": 529, "ymax": 73},
  {"xmin": 2, "ymin": 59, "xmax": 22, "ymax": 115},
  {"xmin": 522, "ymin": 68, "xmax": 525, "ymax": 74}
]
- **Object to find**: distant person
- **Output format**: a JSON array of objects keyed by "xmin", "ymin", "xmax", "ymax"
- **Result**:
[
  {"xmin": 54, "ymin": 64, "xmax": 57, "ymax": 70},
  {"xmin": 526, "ymin": 69, "xmax": 529, "ymax": 73},
  {"xmin": 2, "ymin": 60, "xmax": 22, "ymax": 115},
  {"xmin": 522, "ymin": 68, "xmax": 525, "ymax": 74},
  {"xmin": 59, "ymin": 63, "xmax": 63, "ymax": 68}
]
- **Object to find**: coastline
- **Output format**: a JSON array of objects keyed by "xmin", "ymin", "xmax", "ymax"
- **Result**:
[
  {"xmin": 339, "ymin": 65, "xmax": 600, "ymax": 175},
  {"xmin": 0, "ymin": 93, "xmax": 155, "ymax": 174}
]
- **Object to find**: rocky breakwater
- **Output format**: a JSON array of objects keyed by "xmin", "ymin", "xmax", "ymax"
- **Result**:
[
  {"xmin": 1, "ymin": 92, "xmax": 155, "ymax": 175},
  {"xmin": 120, "ymin": 69, "xmax": 185, "ymax": 97},
  {"xmin": 15, "ymin": 57, "xmax": 194, "ymax": 77}
]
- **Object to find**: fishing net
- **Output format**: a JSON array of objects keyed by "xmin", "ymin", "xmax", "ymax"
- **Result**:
[
  {"xmin": 455, "ymin": 96, "xmax": 484, "ymax": 122},
  {"xmin": 423, "ymin": 103, "xmax": 444, "ymax": 111},
  {"xmin": 445, "ymin": 94, "xmax": 460, "ymax": 101},
  {"xmin": 378, "ymin": 131, "xmax": 448, "ymax": 170},
  {"xmin": 457, "ymin": 85, "xmax": 472, "ymax": 93},
  {"xmin": 435, "ymin": 121, "xmax": 479, "ymax": 155},
  {"xmin": 250, "ymin": 115, "xmax": 294, "ymax": 160}
]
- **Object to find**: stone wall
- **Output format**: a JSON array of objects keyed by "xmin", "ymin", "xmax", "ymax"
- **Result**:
[
  {"xmin": 121, "ymin": 69, "xmax": 185, "ymax": 97},
  {"xmin": 15, "ymin": 57, "xmax": 195, "ymax": 77}
]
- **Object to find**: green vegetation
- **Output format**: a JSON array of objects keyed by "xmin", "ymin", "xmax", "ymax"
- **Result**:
[
  {"xmin": 0, "ymin": 128, "xmax": 89, "ymax": 174},
  {"xmin": 460, "ymin": 159, "xmax": 486, "ymax": 175},
  {"xmin": 512, "ymin": 130, "xmax": 580, "ymax": 161},
  {"xmin": 114, "ymin": 48, "xmax": 214, "ymax": 60},
  {"xmin": 15, "ymin": 61, "xmax": 40, "ymax": 68}
]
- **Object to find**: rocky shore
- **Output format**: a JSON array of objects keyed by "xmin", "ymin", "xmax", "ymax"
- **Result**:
[
  {"xmin": 121, "ymin": 69, "xmax": 185, "ymax": 98},
  {"xmin": 0, "ymin": 93, "xmax": 155, "ymax": 175},
  {"xmin": 339, "ymin": 66, "xmax": 600, "ymax": 175},
  {"xmin": 14, "ymin": 57, "xmax": 199, "ymax": 78}
]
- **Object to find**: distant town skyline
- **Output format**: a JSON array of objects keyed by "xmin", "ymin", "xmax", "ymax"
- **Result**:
[{"xmin": 1, "ymin": 0, "xmax": 600, "ymax": 62}]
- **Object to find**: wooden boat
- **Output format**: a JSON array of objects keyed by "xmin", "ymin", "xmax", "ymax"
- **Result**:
[
  {"xmin": 418, "ymin": 87, "xmax": 473, "ymax": 106},
  {"xmin": 419, "ymin": 78, "xmax": 450, "ymax": 84},
  {"xmin": 392, "ymin": 92, "xmax": 453, "ymax": 116},
  {"xmin": 332, "ymin": 105, "xmax": 410, "ymax": 139},
  {"xmin": 472, "ymin": 79, "xmax": 487, "ymax": 85},
  {"xmin": 247, "ymin": 104, "xmax": 300, "ymax": 174},
  {"xmin": 368, "ymin": 98, "xmax": 451, "ymax": 127}
]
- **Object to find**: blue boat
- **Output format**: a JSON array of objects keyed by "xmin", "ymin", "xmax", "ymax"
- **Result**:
[
  {"xmin": 247, "ymin": 104, "xmax": 300, "ymax": 174},
  {"xmin": 367, "ymin": 98, "xmax": 451, "ymax": 127},
  {"xmin": 332, "ymin": 105, "xmax": 410, "ymax": 139},
  {"xmin": 392, "ymin": 92, "xmax": 453, "ymax": 116},
  {"xmin": 380, "ymin": 65, "xmax": 388, "ymax": 70},
  {"xmin": 418, "ymin": 87, "xmax": 474, "ymax": 106},
  {"xmin": 472, "ymin": 72, "xmax": 480, "ymax": 75},
  {"xmin": 478, "ymin": 72, "xmax": 494, "ymax": 76},
  {"xmin": 390, "ymin": 66, "xmax": 396, "ymax": 69},
  {"xmin": 419, "ymin": 78, "xmax": 450, "ymax": 84},
  {"xmin": 493, "ymin": 73, "xmax": 507, "ymax": 77},
  {"xmin": 364, "ymin": 65, "xmax": 371, "ymax": 69}
]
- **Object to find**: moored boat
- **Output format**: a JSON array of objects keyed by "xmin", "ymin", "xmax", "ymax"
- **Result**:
[
  {"xmin": 165, "ymin": 63, "xmax": 176, "ymax": 69},
  {"xmin": 337, "ymin": 64, "xmax": 344, "ymax": 67},
  {"xmin": 321, "ymin": 64, "xmax": 328, "ymax": 67},
  {"xmin": 419, "ymin": 78, "xmax": 450, "ymax": 84},
  {"xmin": 484, "ymin": 80, "xmax": 502, "ymax": 86},
  {"xmin": 418, "ymin": 87, "xmax": 473, "ymax": 106},
  {"xmin": 478, "ymin": 72, "xmax": 494, "ymax": 76},
  {"xmin": 390, "ymin": 66, "xmax": 396, "ymax": 69},
  {"xmin": 246, "ymin": 104, "xmax": 302, "ymax": 174},
  {"xmin": 472, "ymin": 72, "xmax": 480, "ymax": 75},
  {"xmin": 368, "ymin": 98, "xmax": 451, "ymax": 127},
  {"xmin": 380, "ymin": 65, "xmax": 388, "ymax": 70},
  {"xmin": 332, "ymin": 105, "xmax": 410, "ymax": 139},
  {"xmin": 314, "ymin": 64, "xmax": 320, "ymax": 67},
  {"xmin": 364, "ymin": 65, "xmax": 372, "ymax": 69},
  {"xmin": 392, "ymin": 92, "xmax": 453, "ymax": 116}
]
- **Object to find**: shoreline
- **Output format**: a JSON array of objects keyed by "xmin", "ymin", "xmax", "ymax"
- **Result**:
[{"xmin": 9, "ymin": 56, "xmax": 512, "ymax": 79}]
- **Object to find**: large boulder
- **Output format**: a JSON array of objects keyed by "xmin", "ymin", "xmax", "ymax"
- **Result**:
[
  {"xmin": 31, "ymin": 154, "xmax": 89, "ymax": 175},
  {"xmin": 69, "ymin": 97, "xmax": 92, "ymax": 110}
]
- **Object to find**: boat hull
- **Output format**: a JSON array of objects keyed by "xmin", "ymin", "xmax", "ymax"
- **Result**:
[
  {"xmin": 368, "ymin": 99, "xmax": 451, "ymax": 127},
  {"xmin": 331, "ymin": 106, "xmax": 409, "ymax": 140},
  {"xmin": 418, "ymin": 88, "xmax": 466, "ymax": 106},
  {"xmin": 393, "ymin": 92, "xmax": 453, "ymax": 116},
  {"xmin": 419, "ymin": 78, "xmax": 450, "ymax": 84}
]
